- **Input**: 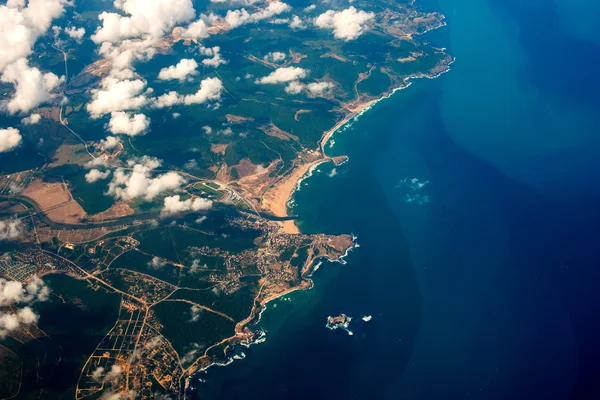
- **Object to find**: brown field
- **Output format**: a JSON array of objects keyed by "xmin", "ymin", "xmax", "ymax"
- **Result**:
[
  {"xmin": 88, "ymin": 202, "xmax": 134, "ymax": 222},
  {"xmin": 22, "ymin": 179, "xmax": 87, "ymax": 224},
  {"xmin": 211, "ymin": 144, "xmax": 228, "ymax": 155},
  {"xmin": 36, "ymin": 226, "xmax": 124, "ymax": 244},
  {"xmin": 233, "ymin": 158, "xmax": 260, "ymax": 179},
  {"xmin": 225, "ymin": 114, "xmax": 254, "ymax": 124},
  {"xmin": 260, "ymin": 123, "xmax": 299, "ymax": 141}
]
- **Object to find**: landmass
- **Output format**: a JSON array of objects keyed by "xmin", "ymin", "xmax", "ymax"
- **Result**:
[
  {"xmin": 326, "ymin": 314, "xmax": 353, "ymax": 335},
  {"xmin": 0, "ymin": 0, "xmax": 451, "ymax": 398}
]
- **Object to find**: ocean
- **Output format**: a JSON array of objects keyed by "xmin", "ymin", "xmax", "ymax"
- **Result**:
[{"xmin": 192, "ymin": 0, "xmax": 600, "ymax": 398}]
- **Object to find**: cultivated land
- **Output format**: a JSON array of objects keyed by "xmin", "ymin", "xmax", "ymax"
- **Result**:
[{"xmin": 0, "ymin": 0, "xmax": 451, "ymax": 398}]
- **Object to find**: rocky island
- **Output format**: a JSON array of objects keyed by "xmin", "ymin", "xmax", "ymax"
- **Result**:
[{"xmin": 326, "ymin": 314, "xmax": 353, "ymax": 335}]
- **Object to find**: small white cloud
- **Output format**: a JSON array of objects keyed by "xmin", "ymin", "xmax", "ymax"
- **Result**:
[
  {"xmin": 224, "ymin": 1, "xmax": 291, "ymax": 29},
  {"xmin": 264, "ymin": 51, "xmax": 286, "ymax": 63},
  {"xmin": 0, "ymin": 127, "xmax": 22, "ymax": 152},
  {"xmin": 256, "ymin": 66, "xmax": 307, "ymax": 85},
  {"xmin": 307, "ymin": 81, "xmax": 334, "ymax": 96},
  {"xmin": 315, "ymin": 7, "xmax": 375, "ymax": 41},
  {"xmin": 153, "ymin": 78, "xmax": 223, "ymax": 108},
  {"xmin": 0, "ymin": 219, "xmax": 23, "ymax": 240},
  {"xmin": 108, "ymin": 111, "xmax": 150, "ymax": 136},
  {"xmin": 0, "ymin": 275, "xmax": 49, "ymax": 338},
  {"xmin": 65, "ymin": 26, "xmax": 85, "ymax": 40},
  {"xmin": 100, "ymin": 136, "xmax": 120, "ymax": 149},
  {"xmin": 153, "ymin": 91, "xmax": 182, "ymax": 109},
  {"xmin": 181, "ymin": 18, "xmax": 209, "ymax": 39},
  {"xmin": 1, "ymin": 58, "xmax": 63, "ymax": 114},
  {"xmin": 190, "ymin": 305, "xmax": 201, "ymax": 322},
  {"xmin": 147, "ymin": 256, "xmax": 167, "ymax": 269},
  {"xmin": 91, "ymin": 0, "xmax": 196, "ymax": 43},
  {"xmin": 22, "ymin": 113, "xmax": 41, "ymax": 125},
  {"xmin": 158, "ymin": 58, "xmax": 198, "ymax": 81},
  {"xmin": 183, "ymin": 77, "xmax": 223, "ymax": 105},
  {"xmin": 0, "ymin": 306, "xmax": 38, "ymax": 338},
  {"xmin": 162, "ymin": 195, "xmax": 213, "ymax": 215},
  {"xmin": 289, "ymin": 15, "xmax": 306, "ymax": 30},
  {"xmin": 85, "ymin": 169, "xmax": 111, "ymax": 183},
  {"xmin": 107, "ymin": 157, "xmax": 186, "ymax": 201},
  {"xmin": 200, "ymin": 46, "xmax": 227, "ymax": 68},
  {"xmin": 284, "ymin": 80, "xmax": 304, "ymax": 94},
  {"xmin": 87, "ymin": 75, "xmax": 149, "ymax": 117}
]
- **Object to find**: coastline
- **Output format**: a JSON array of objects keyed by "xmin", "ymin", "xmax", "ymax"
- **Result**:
[
  {"xmin": 261, "ymin": 61, "xmax": 455, "ymax": 235},
  {"xmin": 187, "ymin": 37, "xmax": 454, "ymax": 399},
  {"xmin": 186, "ymin": 235, "xmax": 359, "ymax": 385},
  {"xmin": 188, "ymin": 61, "xmax": 454, "ymax": 382}
]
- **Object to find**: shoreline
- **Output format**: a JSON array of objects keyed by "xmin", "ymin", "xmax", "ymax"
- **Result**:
[
  {"xmin": 261, "ymin": 62, "xmax": 455, "ymax": 234},
  {"xmin": 190, "ymin": 236, "xmax": 359, "ymax": 381},
  {"xmin": 188, "ymin": 56, "xmax": 454, "ymax": 395}
]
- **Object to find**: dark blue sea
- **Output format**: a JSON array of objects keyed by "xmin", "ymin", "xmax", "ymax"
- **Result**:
[{"xmin": 193, "ymin": 0, "xmax": 600, "ymax": 398}]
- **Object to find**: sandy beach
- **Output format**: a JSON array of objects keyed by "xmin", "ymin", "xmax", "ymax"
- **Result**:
[{"xmin": 260, "ymin": 158, "xmax": 328, "ymax": 234}]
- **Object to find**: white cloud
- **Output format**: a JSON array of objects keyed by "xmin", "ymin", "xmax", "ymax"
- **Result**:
[
  {"xmin": 87, "ymin": 75, "xmax": 149, "ymax": 117},
  {"xmin": 104, "ymin": 365, "xmax": 123, "ymax": 383},
  {"xmin": 283, "ymin": 80, "xmax": 334, "ymax": 96},
  {"xmin": 86, "ymin": 157, "xmax": 108, "ymax": 168},
  {"xmin": 0, "ymin": 0, "xmax": 70, "ymax": 73},
  {"xmin": 264, "ymin": 51, "xmax": 286, "ymax": 63},
  {"xmin": 147, "ymin": 256, "xmax": 166, "ymax": 269},
  {"xmin": 65, "ymin": 26, "xmax": 85, "ymax": 40},
  {"xmin": 315, "ymin": 7, "xmax": 375, "ymax": 41},
  {"xmin": 0, "ymin": 219, "xmax": 23, "ymax": 240},
  {"xmin": 107, "ymin": 157, "xmax": 186, "ymax": 201},
  {"xmin": 256, "ymin": 66, "xmax": 307, "ymax": 84},
  {"xmin": 100, "ymin": 136, "xmax": 120, "ymax": 149},
  {"xmin": 269, "ymin": 18, "xmax": 289, "ymax": 24},
  {"xmin": 200, "ymin": 46, "xmax": 227, "ymax": 68},
  {"xmin": 184, "ymin": 159, "xmax": 198, "ymax": 170},
  {"xmin": 85, "ymin": 169, "xmax": 111, "ymax": 183},
  {"xmin": 108, "ymin": 111, "xmax": 150, "ymax": 136},
  {"xmin": 183, "ymin": 77, "xmax": 223, "ymax": 105},
  {"xmin": 22, "ymin": 113, "xmax": 41, "ymax": 125},
  {"xmin": 190, "ymin": 305, "xmax": 201, "ymax": 322},
  {"xmin": 91, "ymin": 367, "xmax": 105, "ymax": 382},
  {"xmin": 181, "ymin": 18, "xmax": 209, "ymax": 39},
  {"xmin": 0, "ymin": 306, "xmax": 38, "ymax": 338},
  {"xmin": 284, "ymin": 80, "xmax": 304, "ymax": 94},
  {"xmin": 153, "ymin": 77, "xmax": 223, "ymax": 108},
  {"xmin": 0, "ymin": 275, "xmax": 49, "ymax": 338},
  {"xmin": 158, "ymin": 58, "xmax": 198, "ymax": 81},
  {"xmin": 162, "ymin": 195, "xmax": 213, "ymax": 215},
  {"xmin": 304, "ymin": 5, "xmax": 316, "ymax": 12},
  {"xmin": 224, "ymin": 1, "xmax": 291, "ymax": 29},
  {"xmin": 0, "ymin": 276, "xmax": 49, "ymax": 306},
  {"xmin": 91, "ymin": 0, "xmax": 196, "ymax": 43},
  {"xmin": 289, "ymin": 15, "xmax": 305, "ymax": 30},
  {"xmin": 98, "ymin": 39, "xmax": 156, "ymax": 71},
  {"xmin": 1, "ymin": 58, "xmax": 63, "ymax": 114},
  {"xmin": 153, "ymin": 91, "xmax": 182, "ymax": 108},
  {"xmin": 0, "ymin": 127, "xmax": 22, "ymax": 152},
  {"xmin": 307, "ymin": 81, "xmax": 334, "ymax": 96}
]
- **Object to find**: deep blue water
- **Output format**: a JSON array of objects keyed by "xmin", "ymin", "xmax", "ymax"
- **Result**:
[{"xmin": 193, "ymin": 0, "xmax": 600, "ymax": 398}]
